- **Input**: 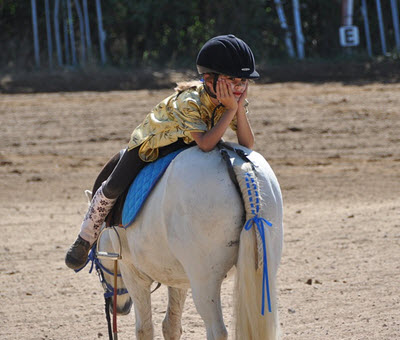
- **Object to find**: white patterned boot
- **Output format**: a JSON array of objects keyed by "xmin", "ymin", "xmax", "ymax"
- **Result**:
[{"xmin": 65, "ymin": 182, "xmax": 116, "ymax": 270}]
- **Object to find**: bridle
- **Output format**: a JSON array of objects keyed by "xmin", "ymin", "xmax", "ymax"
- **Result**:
[
  {"xmin": 77, "ymin": 227, "xmax": 160, "ymax": 340},
  {"xmin": 87, "ymin": 246, "xmax": 129, "ymax": 298},
  {"xmin": 75, "ymin": 226, "xmax": 126, "ymax": 340},
  {"xmin": 90, "ymin": 247, "xmax": 126, "ymax": 340}
]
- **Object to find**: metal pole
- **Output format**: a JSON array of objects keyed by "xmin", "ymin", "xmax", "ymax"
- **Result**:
[
  {"xmin": 390, "ymin": 0, "xmax": 400, "ymax": 51},
  {"xmin": 74, "ymin": 0, "xmax": 86, "ymax": 65},
  {"xmin": 96, "ymin": 0, "xmax": 106, "ymax": 64},
  {"xmin": 45, "ymin": 0, "xmax": 53, "ymax": 69},
  {"xmin": 274, "ymin": 0, "xmax": 295, "ymax": 58},
  {"xmin": 361, "ymin": 0, "xmax": 373, "ymax": 57},
  {"xmin": 31, "ymin": 0, "xmax": 40, "ymax": 67},
  {"xmin": 82, "ymin": 0, "xmax": 92, "ymax": 59},
  {"xmin": 292, "ymin": 0, "xmax": 305, "ymax": 59},
  {"xmin": 54, "ymin": 0, "xmax": 63, "ymax": 66},
  {"xmin": 376, "ymin": 0, "xmax": 387, "ymax": 55}
]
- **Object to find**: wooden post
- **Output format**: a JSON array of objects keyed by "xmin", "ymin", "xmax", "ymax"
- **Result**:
[
  {"xmin": 274, "ymin": 0, "xmax": 295, "ymax": 58},
  {"xmin": 341, "ymin": 0, "xmax": 354, "ymax": 26},
  {"xmin": 31, "ymin": 0, "xmax": 40, "ymax": 67},
  {"xmin": 341, "ymin": 0, "xmax": 354, "ymax": 55}
]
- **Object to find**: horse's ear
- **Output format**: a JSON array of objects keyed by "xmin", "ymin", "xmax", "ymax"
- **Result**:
[{"xmin": 85, "ymin": 190, "xmax": 92, "ymax": 204}]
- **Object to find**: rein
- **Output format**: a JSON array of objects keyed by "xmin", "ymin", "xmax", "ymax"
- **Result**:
[
  {"xmin": 77, "ymin": 228, "xmax": 161, "ymax": 340},
  {"xmin": 95, "ymin": 227, "xmax": 123, "ymax": 340},
  {"xmin": 76, "ymin": 245, "xmax": 129, "ymax": 298},
  {"xmin": 76, "ymin": 231, "xmax": 126, "ymax": 340},
  {"xmin": 87, "ymin": 247, "xmax": 129, "ymax": 298}
]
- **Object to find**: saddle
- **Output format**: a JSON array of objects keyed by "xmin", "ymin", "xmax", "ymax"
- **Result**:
[{"xmin": 93, "ymin": 147, "xmax": 191, "ymax": 228}]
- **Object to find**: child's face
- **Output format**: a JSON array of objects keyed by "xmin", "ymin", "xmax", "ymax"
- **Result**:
[{"xmin": 218, "ymin": 75, "xmax": 248, "ymax": 101}]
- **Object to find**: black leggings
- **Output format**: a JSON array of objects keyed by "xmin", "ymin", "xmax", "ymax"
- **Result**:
[{"xmin": 103, "ymin": 139, "xmax": 192, "ymax": 199}]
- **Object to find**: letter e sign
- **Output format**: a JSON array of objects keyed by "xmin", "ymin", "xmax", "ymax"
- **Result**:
[{"xmin": 339, "ymin": 26, "xmax": 360, "ymax": 47}]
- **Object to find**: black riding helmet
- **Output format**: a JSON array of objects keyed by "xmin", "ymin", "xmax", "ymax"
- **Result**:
[{"xmin": 196, "ymin": 34, "xmax": 260, "ymax": 80}]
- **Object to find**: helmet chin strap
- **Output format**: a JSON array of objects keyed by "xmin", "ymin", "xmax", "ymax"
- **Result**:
[
  {"xmin": 202, "ymin": 73, "xmax": 224, "ymax": 128},
  {"xmin": 203, "ymin": 73, "xmax": 219, "ymax": 99}
]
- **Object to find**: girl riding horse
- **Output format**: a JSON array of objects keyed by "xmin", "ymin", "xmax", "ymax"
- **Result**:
[{"xmin": 65, "ymin": 34, "xmax": 260, "ymax": 270}]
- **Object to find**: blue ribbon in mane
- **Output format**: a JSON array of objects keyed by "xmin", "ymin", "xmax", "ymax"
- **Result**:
[{"xmin": 243, "ymin": 172, "xmax": 273, "ymax": 315}]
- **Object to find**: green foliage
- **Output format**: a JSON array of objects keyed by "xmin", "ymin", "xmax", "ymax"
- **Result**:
[
  {"xmin": 0, "ymin": 0, "xmax": 399, "ymax": 71},
  {"xmin": 0, "ymin": 0, "xmax": 35, "ymax": 68},
  {"xmin": 99, "ymin": 0, "xmax": 288, "ymax": 67}
]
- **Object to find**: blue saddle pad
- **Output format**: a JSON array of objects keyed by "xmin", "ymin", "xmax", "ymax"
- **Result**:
[{"xmin": 122, "ymin": 148, "xmax": 187, "ymax": 227}]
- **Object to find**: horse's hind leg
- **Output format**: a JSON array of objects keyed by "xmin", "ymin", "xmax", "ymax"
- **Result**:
[
  {"xmin": 191, "ymin": 278, "xmax": 227, "ymax": 340},
  {"xmin": 162, "ymin": 287, "xmax": 187, "ymax": 340}
]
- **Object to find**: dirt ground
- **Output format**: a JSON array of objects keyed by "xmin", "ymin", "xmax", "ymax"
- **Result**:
[{"xmin": 0, "ymin": 81, "xmax": 399, "ymax": 339}]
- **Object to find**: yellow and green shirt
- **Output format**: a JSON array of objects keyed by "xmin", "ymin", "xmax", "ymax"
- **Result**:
[{"xmin": 128, "ymin": 84, "xmax": 248, "ymax": 162}]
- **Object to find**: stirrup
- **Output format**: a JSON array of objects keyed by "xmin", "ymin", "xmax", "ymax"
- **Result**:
[{"xmin": 96, "ymin": 226, "xmax": 122, "ymax": 260}]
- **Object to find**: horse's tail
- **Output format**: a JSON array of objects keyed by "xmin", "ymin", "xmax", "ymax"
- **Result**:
[{"xmin": 233, "ymin": 163, "xmax": 280, "ymax": 340}]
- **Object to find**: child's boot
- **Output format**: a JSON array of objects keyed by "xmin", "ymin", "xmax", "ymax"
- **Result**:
[{"xmin": 65, "ymin": 183, "xmax": 116, "ymax": 270}]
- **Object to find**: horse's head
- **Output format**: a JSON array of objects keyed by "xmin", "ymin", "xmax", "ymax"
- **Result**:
[
  {"xmin": 96, "ymin": 227, "xmax": 132, "ymax": 316},
  {"xmin": 98, "ymin": 257, "xmax": 133, "ymax": 315}
]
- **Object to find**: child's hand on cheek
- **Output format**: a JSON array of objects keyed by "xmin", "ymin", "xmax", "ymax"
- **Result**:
[{"xmin": 216, "ymin": 79, "xmax": 238, "ymax": 112}]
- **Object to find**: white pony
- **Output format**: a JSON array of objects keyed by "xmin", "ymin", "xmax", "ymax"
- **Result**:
[{"xmin": 97, "ymin": 143, "xmax": 283, "ymax": 340}]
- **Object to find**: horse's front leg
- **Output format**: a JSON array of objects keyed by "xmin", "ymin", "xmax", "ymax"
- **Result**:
[
  {"xmin": 119, "ymin": 262, "xmax": 154, "ymax": 340},
  {"xmin": 162, "ymin": 287, "xmax": 187, "ymax": 340}
]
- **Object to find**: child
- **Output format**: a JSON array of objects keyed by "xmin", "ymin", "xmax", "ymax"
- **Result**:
[{"xmin": 65, "ymin": 34, "xmax": 260, "ymax": 270}]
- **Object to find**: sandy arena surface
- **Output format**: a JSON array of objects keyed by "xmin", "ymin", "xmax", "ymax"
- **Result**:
[{"xmin": 0, "ymin": 82, "xmax": 399, "ymax": 339}]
